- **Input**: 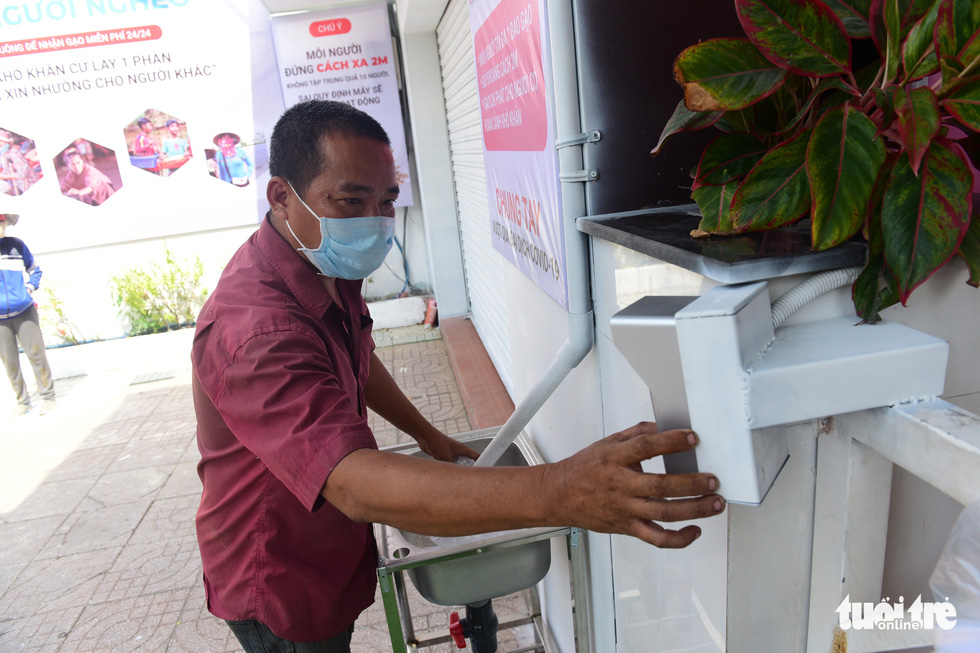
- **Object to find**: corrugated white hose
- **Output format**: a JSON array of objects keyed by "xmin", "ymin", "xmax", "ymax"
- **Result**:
[{"xmin": 770, "ymin": 266, "xmax": 863, "ymax": 329}]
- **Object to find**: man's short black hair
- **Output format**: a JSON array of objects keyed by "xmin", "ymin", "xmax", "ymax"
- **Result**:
[{"xmin": 268, "ymin": 100, "xmax": 391, "ymax": 196}]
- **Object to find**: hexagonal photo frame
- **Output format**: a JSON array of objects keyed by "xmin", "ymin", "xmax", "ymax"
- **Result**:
[
  {"xmin": 206, "ymin": 131, "xmax": 254, "ymax": 187},
  {"xmin": 56, "ymin": 139, "xmax": 121, "ymax": 207},
  {"xmin": 124, "ymin": 109, "xmax": 193, "ymax": 177},
  {"xmin": 1, "ymin": 127, "xmax": 43, "ymax": 197}
]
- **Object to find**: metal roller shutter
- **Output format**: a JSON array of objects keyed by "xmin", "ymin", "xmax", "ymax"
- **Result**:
[{"xmin": 436, "ymin": 0, "xmax": 513, "ymax": 393}]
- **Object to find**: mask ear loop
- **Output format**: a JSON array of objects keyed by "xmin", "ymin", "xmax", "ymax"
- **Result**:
[{"xmin": 283, "ymin": 179, "xmax": 318, "ymax": 250}]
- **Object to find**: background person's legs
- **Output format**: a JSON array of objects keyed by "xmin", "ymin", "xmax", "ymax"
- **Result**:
[
  {"xmin": 15, "ymin": 306, "xmax": 55, "ymax": 405},
  {"xmin": 0, "ymin": 316, "xmax": 31, "ymax": 412}
]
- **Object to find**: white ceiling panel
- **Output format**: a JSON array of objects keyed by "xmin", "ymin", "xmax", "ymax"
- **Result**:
[{"xmin": 260, "ymin": 0, "xmax": 383, "ymax": 14}]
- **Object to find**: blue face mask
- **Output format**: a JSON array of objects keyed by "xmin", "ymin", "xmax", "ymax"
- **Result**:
[{"xmin": 284, "ymin": 180, "xmax": 395, "ymax": 280}]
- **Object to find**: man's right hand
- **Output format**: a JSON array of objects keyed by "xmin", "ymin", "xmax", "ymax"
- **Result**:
[
  {"xmin": 325, "ymin": 422, "xmax": 724, "ymax": 547},
  {"xmin": 545, "ymin": 422, "xmax": 725, "ymax": 548}
]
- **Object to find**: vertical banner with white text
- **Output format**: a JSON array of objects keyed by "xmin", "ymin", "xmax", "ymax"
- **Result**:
[
  {"xmin": 270, "ymin": 3, "xmax": 414, "ymax": 207},
  {"xmin": 470, "ymin": 0, "xmax": 567, "ymax": 309}
]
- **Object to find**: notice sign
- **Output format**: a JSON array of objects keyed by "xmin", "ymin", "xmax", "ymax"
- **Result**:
[
  {"xmin": 470, "ymin": 0, "xmax": 567, "ymax": 309},
  {"xmin": 270, "ymin": 3, "xmax": 414, "ymax": 206},
  {"xmin": 0, "ymin": 0, "xmax": 277, "ymax": 253},
  {"xmin": 473, "ymin": 0, "xmax": 546, "ymax": 151}
]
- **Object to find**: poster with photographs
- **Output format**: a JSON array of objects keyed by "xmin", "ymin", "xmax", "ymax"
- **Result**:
[{"xmin": 0, "ymin": 1, "xmax": 283, "ymax": 251}]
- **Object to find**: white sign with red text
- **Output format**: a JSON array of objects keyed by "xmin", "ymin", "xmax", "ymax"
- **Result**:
[
  {"xmin": 0, "ymin": 0, "xmax": 278, "ymax": 252},
  {"xmin": 270, "ymin": 3, "xmax": 413, "ymax": 206},
  {"xmin": 470, "ymin": 0, "xmax": 567, "ymax": 309}
]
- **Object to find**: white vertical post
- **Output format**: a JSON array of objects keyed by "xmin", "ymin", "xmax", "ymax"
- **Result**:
[{"xmin": 807, "ymin": 419, "xmax": 893, "ymax": 653}]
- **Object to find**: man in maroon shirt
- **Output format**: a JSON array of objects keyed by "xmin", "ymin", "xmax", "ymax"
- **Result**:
[{"xmin": 192, "ymin": 100, "xmax": 726, "ymax": 652}]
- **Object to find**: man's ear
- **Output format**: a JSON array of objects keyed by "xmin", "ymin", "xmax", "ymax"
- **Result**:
[{"xmin": 267, "ymin": 176, "xmax": 290, "ymax": 221}]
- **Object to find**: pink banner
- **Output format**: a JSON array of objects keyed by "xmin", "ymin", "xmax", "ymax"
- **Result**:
[
  {"xmin": 470, "ymin": 0, "xmax": 568, "ymax": 309},
  {"xmin": 473, "ymin": 0, "xmax": 547, "ymax": 152}
]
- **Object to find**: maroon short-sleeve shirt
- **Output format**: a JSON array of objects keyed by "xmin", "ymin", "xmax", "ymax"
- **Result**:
[{"xmin": 191, "ymin": 216, "xmax": 379, "ymax": 641}]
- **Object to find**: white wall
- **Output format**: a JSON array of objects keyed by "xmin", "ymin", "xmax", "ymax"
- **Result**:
[
  {"xmin": 397, "ymin": 28, "xmax": 468, "ymax": 315},
  {"xmin": 396, "ymin": 0, "xmax": 469, "ymax": 317},
  {"xmin": 32, "ymin": 224, "xmax": 257, "ymax": 343},
  {"xmin": 503, "ymin": 264, "xmax": 605, "ymax": 653}
]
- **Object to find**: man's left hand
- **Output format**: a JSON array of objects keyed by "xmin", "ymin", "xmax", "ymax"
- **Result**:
[{"xmin": 417, "ymin": 431, "xmax": 479, "ymax": 463}]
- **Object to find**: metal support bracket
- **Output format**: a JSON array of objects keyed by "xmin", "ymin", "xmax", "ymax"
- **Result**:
[
  {"xmin": 559, "ymin": 169, "xmax": 599, "ymax": 183},
  {"xmin": 377, "ymin": 566, "xmax": 409, "ymax": 653},
  {"xmin": 378, "ymin": 561, "xmax": 392, "ymax": 593},
  {"xmin": 555, "ymin": 130, "xmax": 601, "ymax": 150}
]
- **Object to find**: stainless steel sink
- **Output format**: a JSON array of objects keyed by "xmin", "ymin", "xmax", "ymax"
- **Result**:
[{"xmin": 375, "ymin": 428, "xmax": 569, "ymax": 606}]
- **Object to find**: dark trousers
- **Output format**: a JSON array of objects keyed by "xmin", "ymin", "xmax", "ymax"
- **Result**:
[
  {"xmin": 0, "ymin": 306, "xmax": 54, "ymax": 407},
  {"xmin": 226, "ymin": 620, "xmax": 354, "ymax": 653}
]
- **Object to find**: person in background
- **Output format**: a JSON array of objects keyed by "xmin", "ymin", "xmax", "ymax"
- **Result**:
[
  {"xmin": 192, "ymin": 100, "xmax": 726, "ymax": 653},
  {"xmin": 161, "ymin": 119, "xmax": 192, "ymax": 159},
  {"xmin": 0, "ymin": 130, "xmax": 38, "ymax": 197},
  {"xmin": 72, "ymin": 138, "xmax": 94, "ymax": 165},
  {"xmin": 0, "ymin": 213, "xmax": 55, "ymax": 417},
  {"xmin": 133, "ymin": 118, "xmax": 158, "ymax": 157},
  {"xmin": 59, "ymin": 151, "xmax": 116, "ymax": 206},
  {"xmin": 212, "ymin": 132, "xmax": 252, "ymax": 186}
]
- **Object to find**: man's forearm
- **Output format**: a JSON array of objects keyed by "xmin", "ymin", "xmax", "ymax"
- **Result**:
[
  {"xmin": 325, "ymin": 448, "xmax": 557, "ymax": 536},
  {"xmin": 323, "ymin": 425, "xmax": 726, "ymax": 548}
]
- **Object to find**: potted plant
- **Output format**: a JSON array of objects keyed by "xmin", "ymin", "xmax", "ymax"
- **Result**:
[{"xmin": 653, "ymin": 0, "xmax": 980, "ymax": 322}]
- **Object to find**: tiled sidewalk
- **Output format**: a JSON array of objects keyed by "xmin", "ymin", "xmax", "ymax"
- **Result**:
[{"xmin": 0, "ymin": 326, "xmax": 533, "ymax": 652}]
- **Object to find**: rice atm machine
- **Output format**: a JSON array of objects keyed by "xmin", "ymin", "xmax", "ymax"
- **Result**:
[{"xmin": 610, "ymin": 280, "xmax": 948, "ymax": 505}]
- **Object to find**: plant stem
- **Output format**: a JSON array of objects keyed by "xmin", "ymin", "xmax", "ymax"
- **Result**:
[
  {"xmin": 858, "ymin": 67, "xmax": 884, "ymax": 107},
  {"xmin": 880, "ymin": 128, "xmax": 902, "ymax": 145},
  {"xmin": 958, "ymin": 56, "xmax": 980, "ymax": 80}
]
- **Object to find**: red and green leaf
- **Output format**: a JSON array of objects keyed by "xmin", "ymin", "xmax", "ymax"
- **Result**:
[
  {"xmin": 824, "ymin": 0, "xmax": 874, "ymax": 37},
  {"xmin": 853, "ymin": 252, "xmax": 902, "ymax": 321},
  {"xmin": 693, "ymin": 132, "xmax": 770, "ymax": 188},
  {"xmin": 808, "ymin": 105, "xmax": 887, "ymax": 250},
  {"xmin": 731, "ymin": 129, "xmax": 813, "ymax": 232},
  {"xmin": 941, "ymin": 77, "xmax": 980, "ymax": 133},
  {"xmin": 893, "ymin": 86, "xmax": 942, "ymax": 173},
  {"xmin": 902, "ymin": 0, "xmax": 941, "ymax": 80},
  {"xmin": 736, "ymin": 0, "xmax": 852, "ymax": 76},
  {"xmin": 938, "ymin": 56, "xmax": 967, "ymax": 94},
  {"xmin": 865, "ymin": 151, "xmax": 900, "ymax": 243},
  {"xmin": 674, "ymin": 38, "xmax": 789, "ymax": 112},
  {"xmin": 715, "ymin": 110, "xmax": 754, "ymax": 133},
  {"xmin": 652, "ymin": 100, "xmax": 724, "ymax": 156},
  {"xmin": 717, "ymin": 96, "xmax": 781, "ymax": 139},
  {"xmin": 872, "ymin": 87, "xmax": 898, "ymax": 129},
  {"xmin": 881, "ymin": 137, "xmax": 974, "ymax": 303},
  {"xmin": 870, "ymin": 0, "xmax": 938, "ymax": 54},
  {"xmin": 935, "ymin": 0, "xmax": 980, "ymax": 68},
  {"xmin": 717, "ymin": 90, "xmax": 809, "ymax": 139},
  {"xmin": 854, "ymin": 154, "xmax": 901, "ymax": 323},
  {"xmin": 882, "ymin": 0, "xmax": 904, "ymax": 84},
  {"xmin": 957, "ymin": 210, "xmax": 980, "ymax": 286},
  {"xmin": 692, "ymin": 182, "xmax": 739, "ymax": 233},
  {"xmin": 776, "ymin": 76, "xmax": 860, "ymax": 136}
]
